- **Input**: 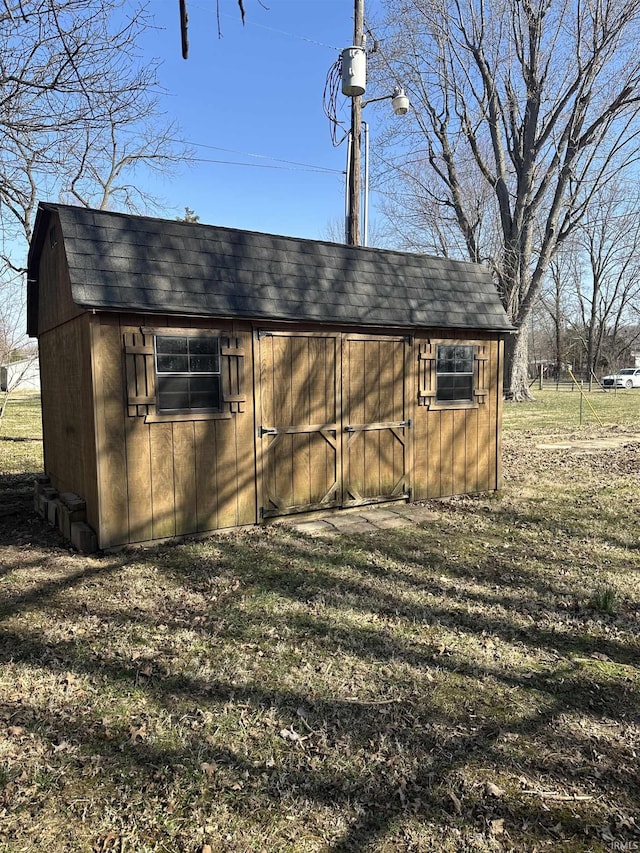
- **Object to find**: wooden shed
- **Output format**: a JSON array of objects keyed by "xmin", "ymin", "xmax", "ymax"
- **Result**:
[{"xmin": 27, "ymin": 203, "xmax": 512, "ymax": 550}]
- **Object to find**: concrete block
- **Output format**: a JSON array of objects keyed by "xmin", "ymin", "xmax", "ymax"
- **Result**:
[
  {"xmin": 42, "ymin": 486, "xmax": 59, "ymax": 502},
  {"xmin": 59, "ymin": 503, "xmax": 87, "ymax": 540},
  {"xmin": 46, "ymin": 498, "xmax": 59, "ymax": 527},
  {"xmin": 37, "ymin": 493, "xmax": 48, "ymax": 516},
  {"xmin": 33, "ymin": 474, "xmax": 51, "ymax": 495},
  {"xmin": 59, "ymin": 492, "xmax": 86, "ymax": 513},
  {"xmin": 70, "ymin": 522, "xmax": 98, "ymax": 554}
]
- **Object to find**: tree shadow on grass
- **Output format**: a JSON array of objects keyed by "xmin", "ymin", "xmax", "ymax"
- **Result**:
[{"xmin": 1, "ymin": 488, "xmax": 639, "ymax": 850}]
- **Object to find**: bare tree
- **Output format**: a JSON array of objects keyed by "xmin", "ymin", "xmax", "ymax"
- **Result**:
[
  {"xmin": 571, "ymin": 184, "xmax": 640, "ymax": 383},
  {"xmin": 538, "ymin": 250, "xmax": 578, "ymax": 381},
  {"xmin": 322, "ymin": 216, "xmax": 391, "ymax": 248},
  {"xmin": 372, "ymin": 0, "xmax": 640, "ymax": 399},
  {"xmin": 180, "ymin": 0, "xmax": 266, "ymax": 57},
  {"xmin": 0, "ymin": 0, "xmax": 190, "ymax": 357}
]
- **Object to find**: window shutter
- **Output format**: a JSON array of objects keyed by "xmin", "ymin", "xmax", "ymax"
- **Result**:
[
  {"xmin": 123, "ymin": 332, "xmax": 156, "ymax": 417},
  {"xmin": 474, "ymin": 344, "xmax": 488, "ymax": 403},
  {"xmin": 221, "ymin": 336, "xmax": 246, "ymax": 413},
  {"xmin": 417, "ymin": 342, "xmax": 436, "ymax": 408}
]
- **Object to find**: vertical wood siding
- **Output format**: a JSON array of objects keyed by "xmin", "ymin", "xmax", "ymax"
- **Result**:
[
  {"xmin": 257, "ymin": 331, "xmax": 341, "ymax": 517},
  {"xmin": 413, "ymin": 335, "xmax": 504, "ymax": 500},
  {"xmin": 41, "ymin": 309, "xmax": 503, "ymax": 548},
  {"xmin": 92, "ymin": 315, "xmax": 256, "ymax": 548},
  {"xmin": 341, "ymin": 335, "xmax": 410, "ymax": 505},
  {"xmin": 38, "ymin": 313, "xmax": 99, "ymax": 526}
]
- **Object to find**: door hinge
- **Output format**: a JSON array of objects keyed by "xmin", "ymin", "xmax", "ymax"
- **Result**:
[
  {"xmin": 259, "ymin": 425, "xmax": 278, "ymax": 437},
  {"xmin": 257, "ymin": 329, "xmax": 272, "ymax": 339},
  {"xmin": 259, "ymin": 506, "xmax": 265, "ymax": 519},
  {"xmin": 400, "ymin": 419, "xmax": 412, "ymax": 429}
]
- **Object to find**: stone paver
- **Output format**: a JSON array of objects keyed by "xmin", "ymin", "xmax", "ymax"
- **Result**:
[
  {"xmin": 283, "ymin": 503, "xmax": 439, "ymax": 537},
  {"xmin": 323, "ymin": 515, "xmax": 377, "ymax": 535},
  {"xmin": 289, "ymin": 519, "xmax": 336, "ymax": 536}
]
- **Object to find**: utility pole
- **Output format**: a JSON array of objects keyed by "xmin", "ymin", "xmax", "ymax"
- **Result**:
[{"xmin": 347, "ymin": 0, "xmax": 364, "ymax": 246}]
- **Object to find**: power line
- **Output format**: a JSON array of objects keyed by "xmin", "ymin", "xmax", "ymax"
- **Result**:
[
  {"xmin": 112, "ymin": 124, "xmax": 344, "ymax": 175},
  {"xmin": 190, "ymin": 155, "xmax": 344, "ymax": 174},
  {"xmin": 184, "ymin": 139, "xmax": 343, "ymax": 173},
  {"xmin": 217, "ymin": 10, "xmax": 341, "ymax": 50}
]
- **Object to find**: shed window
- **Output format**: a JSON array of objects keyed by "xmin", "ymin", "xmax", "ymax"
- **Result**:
[
  {"xmin": 155, "ymin": 335, "xmax": 221, "ymax": 413},
  {"xmin": 436, "ymin": 345, "xmax": 474, "ymax": 402}
]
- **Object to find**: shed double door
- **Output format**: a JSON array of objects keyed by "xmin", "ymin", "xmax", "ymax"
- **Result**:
[{"xmin": 258, "ymin": 331, "xmax": 410, "ymax": 518}]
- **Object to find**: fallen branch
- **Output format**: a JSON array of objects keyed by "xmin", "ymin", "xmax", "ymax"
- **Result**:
[{"xmin": 522, "ymin": 790, "xmax": 594, "ymax": 801}]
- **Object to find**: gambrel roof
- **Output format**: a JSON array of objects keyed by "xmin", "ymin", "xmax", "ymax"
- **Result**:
[{"xmin": 28, "ymin": 203, "xmax": 513, "ymax": 333}]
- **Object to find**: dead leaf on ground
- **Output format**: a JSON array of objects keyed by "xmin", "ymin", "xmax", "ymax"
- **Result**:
[
  {"xmin": 129, "ymin": 724, "xmax": 147, "ymax": 744},
  {"xmin": 279, "ymin": 727, "xmax": 303, "ymax": 743},
  {"xmin": 485, "ymin": 780, "xmax": 505, "ymax": 797},
  {"xmin": 490, "ymin": 818, "xmax": 505, "ymax": 835}
]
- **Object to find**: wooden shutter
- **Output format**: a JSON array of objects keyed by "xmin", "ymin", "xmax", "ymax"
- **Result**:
[
  {"xmin": 123, "ymin": 332, "xmax": 156, "ymax": 417},
  {"xmin": 220, "ymin": 335, "xmax": 246, "ymax": 413},
  {"xmin": 474, "ymin": 344, "xmax": 488, "ymax": 404},
  {"xmin": 417, "ymin": 342, "xmax": 437, "ymax": 408}
]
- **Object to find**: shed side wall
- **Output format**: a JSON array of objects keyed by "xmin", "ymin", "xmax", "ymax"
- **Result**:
[
  {"xmin": 91, "ymin": 314, "xmax": 257, "ymax": 549},
  {"xmin": 412, "ymin": 333, "xmax": 503, "ymax": 500},
  {"xmin": 39, "ymin": 312, "xmax": 99, "ymax": 521}
]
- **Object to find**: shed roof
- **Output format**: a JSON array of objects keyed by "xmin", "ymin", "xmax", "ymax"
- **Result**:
[{"xmin": 28, "ymin": 203, "xmax": 513, "ymax": 333}]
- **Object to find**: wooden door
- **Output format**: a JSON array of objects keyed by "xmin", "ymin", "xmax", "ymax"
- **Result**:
[
  {"xmin": 258, "ymin": 331, "xmax": 341, "ymax": 518},
  {"xmin": 342, "ymin": 334, "xmax": 411, "ymax": 506}
]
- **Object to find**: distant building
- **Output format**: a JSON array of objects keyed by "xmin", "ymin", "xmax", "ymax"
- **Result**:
[{"xmin": 0, "ymin": 356, "xmax": 40, "ymax": 393}]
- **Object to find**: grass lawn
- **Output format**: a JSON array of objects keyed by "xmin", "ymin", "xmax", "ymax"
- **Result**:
[
  {"xmin": 0, "ymin": 392, "xmax": 43, "ymax": 473},
  {"xmin": 0, "ymin": 391, "xmax": 639, "ymax": 851},
  {"xmin": 503, "ymin": 385, "xmax": 640, "ymax": 432}
]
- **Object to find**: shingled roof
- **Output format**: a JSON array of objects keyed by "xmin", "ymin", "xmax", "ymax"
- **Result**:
[{"xmin": 28, "ymin": 203, "xmax": 513, "ymax": 333}]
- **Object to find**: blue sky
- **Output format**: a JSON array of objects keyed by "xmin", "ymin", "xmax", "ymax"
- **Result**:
[{"xmin": 141, "ymin": 0, "xmax": 385, "ymax": 241}]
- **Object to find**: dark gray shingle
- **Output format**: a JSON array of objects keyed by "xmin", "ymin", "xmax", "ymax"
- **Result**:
[{"xmin": 33, "ymin": 203, "xmax": 513, "ymax": 332}]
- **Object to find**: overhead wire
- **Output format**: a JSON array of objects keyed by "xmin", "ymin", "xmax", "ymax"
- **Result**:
[
  {"xmin": 189, "ymin": 155, "xmax": 342, "ymax": 173},
  {"xmin": 112, "ymin": 125, "xmax": 344, "ymax": 175},
  {"xmin": 217, "ymin": 11, "xmax": 341, "ymax": 50},
  {"xmin": 186, "ymin": 139, "xmax": 343, "ymax": 173},
  {"xmin": 323, "ymin": 54, "xmax": 349, "ymax": 147}
]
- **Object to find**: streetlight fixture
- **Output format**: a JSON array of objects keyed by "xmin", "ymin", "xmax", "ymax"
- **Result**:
[
  {"xmin": 345, "ymin": 85, "xmax": 410, "ymax": 246},
  {"xmin": 391, "ymin": 86, "xmax": 410, "ymax": 116},
  {"xmin": 355, "ymin": 86, "xmax": 409, "ymax": 246}
]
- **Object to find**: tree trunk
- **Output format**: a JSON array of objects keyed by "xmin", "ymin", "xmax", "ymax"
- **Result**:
[{"xmin": 504, "ymin": 328, "xmax": 534, "ymax": 401}]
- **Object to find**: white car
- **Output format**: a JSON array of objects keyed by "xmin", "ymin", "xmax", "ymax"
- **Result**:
[{"xmin": 601, "ymin": 367, "xmax": 640, "ymax": 389}]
